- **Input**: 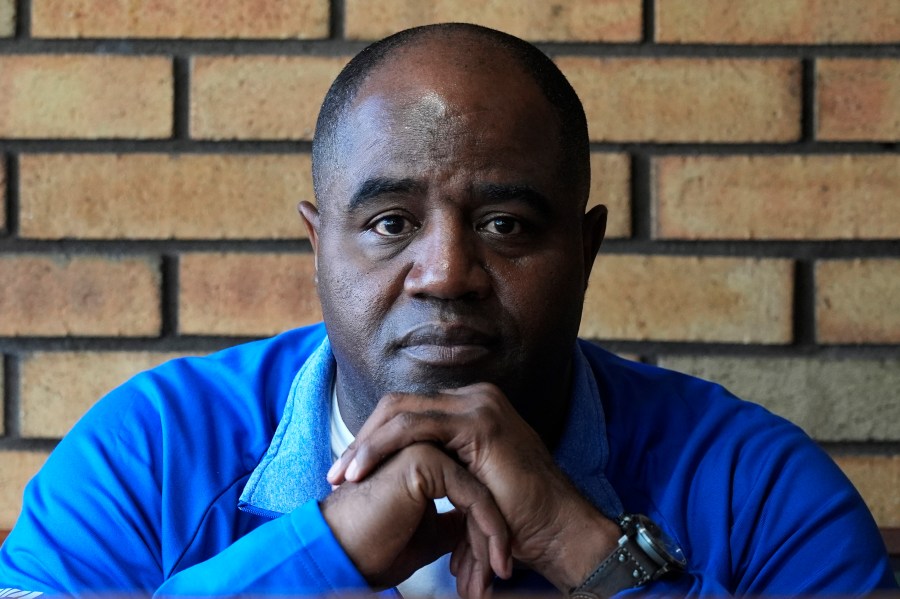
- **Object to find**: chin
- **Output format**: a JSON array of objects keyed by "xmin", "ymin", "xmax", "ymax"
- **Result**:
[{"xmin": 389, "ymin": 362, "xmax": 490, "ymax": 395}]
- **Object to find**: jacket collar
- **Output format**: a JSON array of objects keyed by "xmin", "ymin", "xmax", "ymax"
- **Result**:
[{"xmin": 239, "ymin": 337, "xmax": 622, "ymax": 519}]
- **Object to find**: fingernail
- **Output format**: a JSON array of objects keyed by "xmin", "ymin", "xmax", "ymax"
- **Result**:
[
  {"xmin": 327, "ymin": 457, "xmax": 341, "ymax": 480},
  {"xmin": 346, "ymin": 457, "xmax": 360, "ymax": 480}
]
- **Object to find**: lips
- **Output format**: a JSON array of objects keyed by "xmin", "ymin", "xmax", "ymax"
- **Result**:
[{"xmin": 396, "ymin": 323, "xmax": 499, "ymax": 366}]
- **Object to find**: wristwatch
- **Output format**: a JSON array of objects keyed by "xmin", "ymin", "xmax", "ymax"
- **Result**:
[{"xmin": 569, "ymin": 514, "xmax": 686, "ymax": 599}]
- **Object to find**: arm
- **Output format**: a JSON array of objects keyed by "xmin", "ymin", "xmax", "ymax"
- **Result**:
[
  {"xmin": 328, "ymin": 383, "xmax": 899, "ymax": 595},
  {"xmin": 0, "ymin": 391, "xmax": 369, "ymax": 597},
  {"xmin": 730, "ymin": 426, "xmax": 896, "ymax": 594},
  {"xmin": 1, "ymin": 387, "xmax": 509, "ymax": 597}
]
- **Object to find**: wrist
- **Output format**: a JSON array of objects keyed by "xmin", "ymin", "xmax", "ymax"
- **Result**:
[{"xmin": 533, "ymin": 498, "xmax": 622, "ymax": 590}]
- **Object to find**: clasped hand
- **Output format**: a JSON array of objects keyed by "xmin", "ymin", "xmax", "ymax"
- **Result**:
[{"xmin": 321, "ymin": 383, "xmax": 617, "ymax": 599}]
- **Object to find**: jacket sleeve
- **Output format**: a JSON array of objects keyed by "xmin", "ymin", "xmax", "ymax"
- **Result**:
[
  {"xmin": 0, "ymin": 382, "xmax": 370, "ymax": 597},
  {"xmin": 154, "ymin": 500, "xmax": 369, "ymax": 596},
  {"xmin": 729, "ymin": 427, "xmax": 897, "ymax": 594}
]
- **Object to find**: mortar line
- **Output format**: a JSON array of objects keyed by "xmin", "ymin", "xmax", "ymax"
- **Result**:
[{"xmin": 172, "ymin": 56, "xmax": 191, "ymax": 140}]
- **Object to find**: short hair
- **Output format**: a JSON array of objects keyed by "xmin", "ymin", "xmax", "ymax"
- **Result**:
[{"xmin": 311, "ymin": 23, "xmax": 591, "ymax": 207}]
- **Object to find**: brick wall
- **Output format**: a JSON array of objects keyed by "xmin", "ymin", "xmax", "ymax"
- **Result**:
[{"xmin": 0, "ymin": 0, "xmax": 898, "ymax": 550}]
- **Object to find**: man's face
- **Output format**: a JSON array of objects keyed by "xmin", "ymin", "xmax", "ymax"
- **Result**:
[{"xmin": 303, "ymin": 40, "xmax": 605, "ymax": 431}]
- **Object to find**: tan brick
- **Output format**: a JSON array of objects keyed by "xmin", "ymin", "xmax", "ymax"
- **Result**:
[
  {"xmin": 832, "ymin": 456, "xmax": 900, "ymax": 528},
  {"xmin": 20, "ymin": 351, "xmax": 187, "ymax": 438},
  {"xmin": 654, "ymin": 155, "xmax": 900, "ymax": 240},
  {"xmin": 32, "ymin": 0, "xmax": 329, "ymax": 39},
  {"xmin": 345, "ymin": 0, "xmax": 641, "ymax": 42},
  {"xmin": 656, "ymin": 0, "xmax": 900, "ymax": 44},
  {"xmin": 179, "ymin": 253, "xmax": 321, "ymax": 336},
  {"xmin": 19, "ymin": 154, "xmax": 313, "ymax": 239},
  {"xmin": 816, "ymin": 259, "xmax": 900, "ymax": 344},
  {"xmin": 557, "ymin": 58, "xmax": 800, "ymax": 142},
  {"xmin": 660, "ymin": 356, "xmax": 900, "ymax": 442},
  {"xmin": 580, "ymin": 255, "xmax": 793, "ymax": 343},
  {"xmin": 191, "ymin": 56, "xmax": 348, "ymax": 140},
  {"xmin": 817, "ymin": 59, "xmax": 900, "ymax": 141},
  {"xmin": 0, "ymin": 0, "xmax": 14, "ymax": 36},
  {"xmin": 588, "ymin": 153, "xmax": 631, "ymax": 239},
  {"xmin": 0, "ymin": 451, "xmax": 50, "ymax": 529},
  {"xmin": 0, "ymin": 55, "xmax": 171, "ymax": 139},
  {"xmin": 0, "ymin": 255, "xmax": 160, "ymax": 336}
]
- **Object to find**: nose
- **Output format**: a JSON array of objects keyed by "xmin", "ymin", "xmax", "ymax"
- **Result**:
[{"xmin": 403, "ymin": 218, "xmax": 491, "ymax": 300}]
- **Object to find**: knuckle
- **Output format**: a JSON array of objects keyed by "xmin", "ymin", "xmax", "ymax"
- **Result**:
[
  {"xmin": 380, "ymin": 391, "xmax": 407, "ymax": 408},
  {"xmin": 398, "ymin": 410, "xmax": 421, "ymax": 428}
]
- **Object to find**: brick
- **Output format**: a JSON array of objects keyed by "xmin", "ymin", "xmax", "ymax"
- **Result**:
[
  {"xmin": 191, "ymin": 56, "xmax": 348, "ymax": 140},
  {"xmin": 817, "ymin": 59, "xmax": 900, "ymax": 141},
  {"xmin": 0, "ymin": 0, "xmax": 13, "ymax": 36},
  {"xmin": 179, "ymin": 253, "xmax": 321, "ymax": 336},
  {"xmin": 659, "ymin": 356, "xmax": 900, "ymax": 442},
  {"xmin": 816, "ymin": 259, "xmax": 900, "ymax": 344},
  {"xmin": 580, "ymin": 255, "xmax": 793, "ymax": 343},
  {"xmin": 0, "ymin": 451, "xmax": 50, "ymax": 529},
  {"xmin": 588, "ymin": 153, "xmax": 631, "ymax": 239},
  {"xmin": 556, "ymin": 58, "xmax": 800, "ymax": 142},
  {"xmin": 0, "ymin": 55, "xmax": 171, "ymax": 139},
  {"xmin": 32, "ymin": 0, "xmax": 329, "ymax": 39},
  {"xmin": 654, "ymin": 155, "xmax": 900, "ymax": 240},
  {"xmin": 656, "ymin": 0, "xmax": 900, "ymax": 44},
  {"xmin": 344, "ymin": 0, "xmax": 641, "ymax": 42},
  {"xmin": 19, "ymin": 154, "xmax": 314, "ymax": 239},
  {"xmin": 0, "ymin": 255, "xmax": 160, "ymax": 336},
  {"xmin": 20, "ymin": 351, "xmax": 186, "ymax": 438},
  {"xmin": 832, "ymin": 456, "xmax": 900, "ymax": 528}
]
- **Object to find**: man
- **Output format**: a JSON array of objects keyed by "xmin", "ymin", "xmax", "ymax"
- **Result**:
[{"xmin": 1, "ymin": 23, "xmax": 895, "ymax": 598}]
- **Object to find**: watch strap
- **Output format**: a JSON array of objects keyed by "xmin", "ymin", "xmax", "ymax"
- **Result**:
[{"xmin": 569, "ymin": 536, "xmax": 661, "ymax": 599}]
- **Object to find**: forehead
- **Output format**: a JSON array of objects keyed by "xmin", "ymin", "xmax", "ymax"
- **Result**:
[{"xmin": 323, "ymin": 39, "xmax": 566, "ymax": 206}]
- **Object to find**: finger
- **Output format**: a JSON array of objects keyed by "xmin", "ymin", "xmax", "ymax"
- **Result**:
[
  {"xmin": 396, "ymin": 443, "xmax": 511, "ymax": 580},
  {"xmin": 337, "ymin": 421, "xmax": 452, "ymax": 484},
  {"xmin": 455, "ymin": 541, "xmax": 473, "ymax": 599},
  {"xmin": 467, "ymin": 515, "xmax": 498, "ymax": 599},
  {"xmin": 438, "ymin": 452, "xmax": 511, "ymax": 580},
  {"xmin": 342, "ymin": 409, "xmax": 469, "ymax": 483},
  {"xmin": 450, "ymin": 531, "xmax": 467, "ymax": 577},
  {"xmin": 466, "ymin": 508, "xmax": 491, "ymax": 573},
  {"xmin": 460, "ymin": 543, "xmax": 492, "ymax": 599},
  {"xmin": 333, "ymin": 389, "xmax": 485, "ymax": 483}
]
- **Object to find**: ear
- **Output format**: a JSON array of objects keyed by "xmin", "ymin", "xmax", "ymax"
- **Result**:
[
  {"xmin": 297, "ymin": 201, "xmax": 321, "ymax": 273},
  {"xmin": 582, "ymin": 204, "xmax": 607, "ymax": 289}
]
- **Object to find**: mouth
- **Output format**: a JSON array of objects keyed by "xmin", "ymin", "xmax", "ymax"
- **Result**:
[{"xmin": 396, "ymin": 323, "xmax": 499, "ymax": 367}]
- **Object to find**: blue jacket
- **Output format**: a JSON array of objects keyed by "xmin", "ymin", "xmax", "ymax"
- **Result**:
[{"xmin": 1, "ymin": 323, "xmax": 895, "ymax": 596}]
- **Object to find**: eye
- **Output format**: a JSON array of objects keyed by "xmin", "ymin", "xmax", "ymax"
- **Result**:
[
  {"xmin": 371, "ymin": 214, "xmax": 416, "ymax": 236},
  {"xmin": 480, "ymin": 216, "xmax": 522, "ymax": 235}
]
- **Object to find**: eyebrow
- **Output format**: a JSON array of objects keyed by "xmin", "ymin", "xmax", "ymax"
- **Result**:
[
  {"xmin": 476, "ymin": 183, "xmax": 554, "ymax": 218},
  {"xmin": 347, "ymin": 177, "xmax": 426, "ymax": 212}
]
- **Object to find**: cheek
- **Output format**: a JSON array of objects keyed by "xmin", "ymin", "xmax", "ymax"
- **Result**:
[
  {"xmin": 496, "ymin": 252, "xmax": 586, "ymax": 336},
  {"xmin": 315, "ymin": 248, "xmax": 398, "ymax": 336}
]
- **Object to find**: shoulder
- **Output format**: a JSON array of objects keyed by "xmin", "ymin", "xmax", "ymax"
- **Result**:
[
  {"xmin": 579, "ymin": 339, "xmax": 827, "ymax": 498},
  {"xmin": 578, "ymin": 340, "xmax": 895, "ymax": 592},
  {"xmin": 3, "ymin": 324, "xmax": 330, "ymax": 591},
  {"xmin": 67, "ymin": 323, "xmax": 329, "ymax": 478},
  {"xmin": 86, "ymin": 323, "xmax": 326, "ymax": 429}
]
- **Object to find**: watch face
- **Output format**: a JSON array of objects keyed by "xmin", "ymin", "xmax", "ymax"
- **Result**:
[{"xmin": 634, "ymin": 516, "xmax": 687, "ymax": 569}]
